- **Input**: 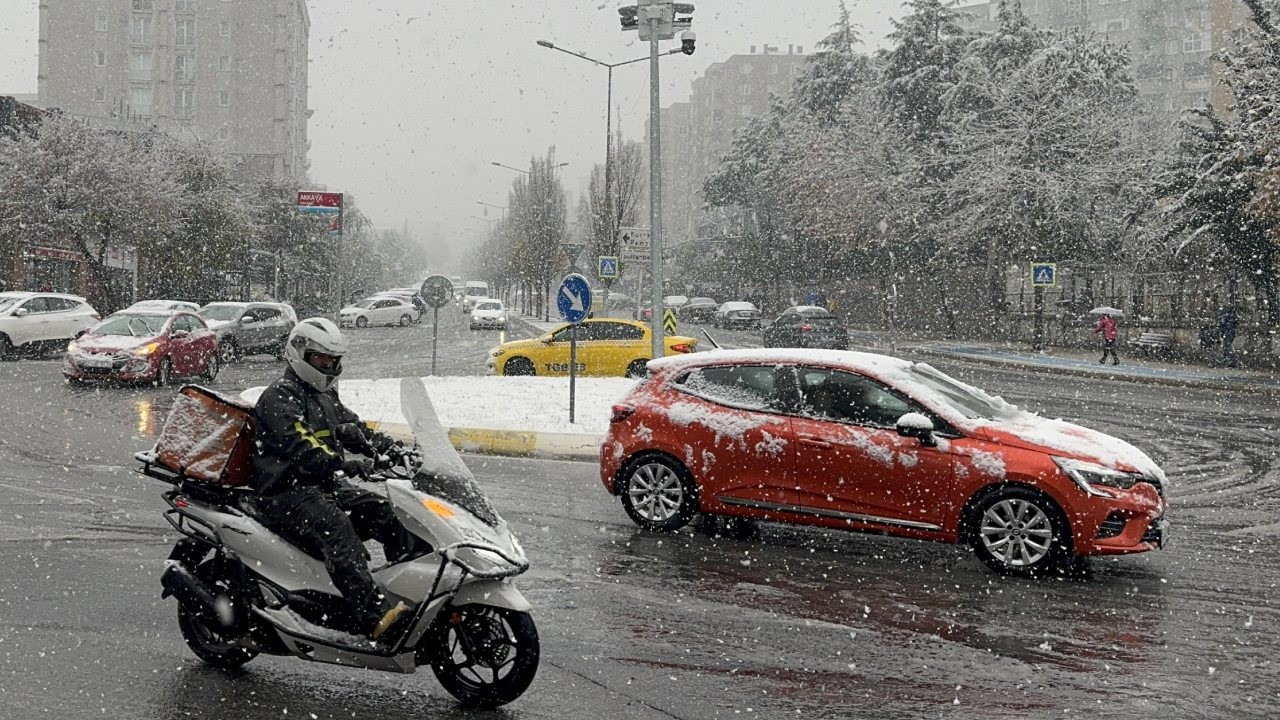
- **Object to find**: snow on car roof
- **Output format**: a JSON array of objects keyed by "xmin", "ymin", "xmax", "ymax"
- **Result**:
[
  {"xmin": 719, "ymin": 301, "xmax": 756, "ymax": 309},
  {"xmin": 650, "ymin": 348, "xmax": 913, "ymax": 374}
]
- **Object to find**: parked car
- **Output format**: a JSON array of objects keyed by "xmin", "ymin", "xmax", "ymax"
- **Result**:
[
  {"xmin": 635, "ymin": 306, "xmax": 654, "ymax": 322},
  {"xmin": 600, "ymin": 349, "xmax": 1168, "ymax": 576},
  {"xmin": 680, "ymin": 297, "xmax": 718, "ymax": 323},
  {"xmin": 712, "ymin": 301, "xmax": 762, "ymax": 330},
  {"xmin": 63, "ymin": 310, "xmax": 219, "ymax": 385},
  {"xmin": 763, "ymin": 305, "xmax": 849, "ymax": 349},
  {"xmin": 469, "ymin": 299, "xmax": 508, "ymax": 330},
  {"xmin": 340, "ymin": 296, "xmax": 420, "ymax": 328},
  {"xmin": 0, "ymin": 292, "xmax": 100, "ymax": 358},
  {"xmin": 487, "ymin": 318, "xmax": 696, "ymax": 378},
  {"xmin": 126, "ymin": 299, "xmax": 201, "ymax": 313},
  {"xmin": 664, "ymin": 295, "xmax": 690, "ymax": 311},
  {"xmin": 197, "ymin": 301, "xmax": 296, "ymax": 363}
]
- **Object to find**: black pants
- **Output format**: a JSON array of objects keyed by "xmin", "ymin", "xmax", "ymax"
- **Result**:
[
  {"xmin": 259, "ymin": 483, "xmax": 414, "ymax": 631},
  {"xmin": 1100, "ymin": 339, "xmax": 1118, "ymax": 364}
]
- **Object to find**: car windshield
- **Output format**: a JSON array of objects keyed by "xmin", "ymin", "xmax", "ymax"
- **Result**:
[
  {"xmin": 475, "ymin": 302, "xmax": 501, "ymax": 311},
  {"xmin": 93, "ymin": 314, "xmax": 168, "ymax": 337},
  {"xmin": 353, "ymin": 299, "xmax": 378, "ymax": 308},
  {"xmin": 0, "ymin": 296, "xmax": 23, "ymax": 313},
  {"xmin": 906, "ymin": 365, "xmax": 1005, "ymax": 420},
  {"xmin": 465, "ymin": 287, "xmax": 487, "ymax": 296},
  {"xmin": 199, "ymin": 305, "xmax": 242, "ymax": 321}
]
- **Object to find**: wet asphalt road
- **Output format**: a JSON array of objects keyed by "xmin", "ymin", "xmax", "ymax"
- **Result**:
[{"xmin": 0, "ymin": 308, "xmax": 1277, "ymax": 719}]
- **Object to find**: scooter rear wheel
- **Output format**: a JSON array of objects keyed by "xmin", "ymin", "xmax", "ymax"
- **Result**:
[
  {"xmin": 420, "ymin": 605, "xmax": 539, "ymax": 708},
  {"xmin": 176, "ymin": 562, "xmax": 258, "ymax": 669}
]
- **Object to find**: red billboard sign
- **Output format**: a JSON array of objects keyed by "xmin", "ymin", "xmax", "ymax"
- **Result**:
[{"xmin": 296, "ymin": 191, "xmax": 342, "ymax": 208}]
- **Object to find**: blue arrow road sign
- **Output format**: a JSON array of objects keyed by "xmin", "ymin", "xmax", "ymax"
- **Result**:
[
  {"xmin": 1031, "ymin": 262, "xmax": 1056, "ymax": 287},
  {"xmin": 598, "ymin": 256, "xmax": 619, "ymax": 279},
  {"xmin": 557, "ymin": 273, "xmax": 592, "ymax": 324}
]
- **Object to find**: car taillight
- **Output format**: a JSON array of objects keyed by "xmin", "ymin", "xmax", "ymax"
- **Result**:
[
  {"xmin": 800, "ymin": 324, "xmax": 812, "ymax": 332},
  {"xmin": 671, "ymin": 343, "xmax": 692, "ymax": 353},
  {"xmin": 611, "ymin": 403, "xmax": 637, "ymax": 423}
]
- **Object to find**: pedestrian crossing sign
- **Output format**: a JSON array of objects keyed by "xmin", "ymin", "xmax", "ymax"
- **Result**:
[
  {"xmin": 1031, "ymin": 263, "xmax": 1056, "ymax": 287},
  {"xmin": 598, "ymin": 255, "xmax": 619, "ymax": 279}
]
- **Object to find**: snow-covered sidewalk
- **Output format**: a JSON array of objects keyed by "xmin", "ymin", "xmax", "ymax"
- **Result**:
[{"xmin": 241, "ymin": 376, "xmax": 636, "ymax": 459}]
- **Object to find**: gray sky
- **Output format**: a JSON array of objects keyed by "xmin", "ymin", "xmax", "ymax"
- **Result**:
[{"xmin": 0, "ymin": 1, "xmax": 906, "ymax": 267}]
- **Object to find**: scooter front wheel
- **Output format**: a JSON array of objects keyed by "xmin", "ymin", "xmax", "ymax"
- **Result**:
[{"xmin": 420, "ymin": 605, "xmax": 539, "ymax": 708}]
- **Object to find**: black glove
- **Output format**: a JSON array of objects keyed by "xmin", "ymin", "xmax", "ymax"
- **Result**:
[{"xmin": 339, "ymin": 456, "xmax": 375, "ymax": 481}]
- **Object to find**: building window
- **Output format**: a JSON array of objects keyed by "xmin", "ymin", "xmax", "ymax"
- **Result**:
[
  {"xmin": 94, "ymin": 50, "xmax": 107, "ymax": 67},
  {"xmin": 1184, "ymin": 59, "xmax": 1210, "ymax": 77},
  {"xmin": 174, "ymin": 54, "xmax": 193, "ymax": 82},
  {"xmin": 176, "ymin": 18, "xmax": 196, "ymax": 46},
  {"xmin": 131, "ymin": 0, "xmax": 154, "ymax": 9},
  {"xmin": 1065, "ymin": 0, "xmax": 1083, "ymax": 21},
  {"xmin": 769, "ymin": 63, "xmax": 779, "ymax": 75},
  {"xmin": 218, "ymin": 90, "xmax": 230, "ymax": 106},
  {"xmin": 740, "ymin": 83, "xmax": 751, "ymax": 96},
  {"xmin": 1104, "ymin": 19, "xmax": 1126, "ymax": 32},
  {"xmin": 217, "ymin": 125, "xmax": 231, "ymax": 141},
  {"xmin": 129, "ymin": 86, "xmax": 153, "ymax": 116},
  {"xmin": 174, "ymin": 0, "xmax": 195, "ymax": 11},
  {"xmin": 131, "ymin": 52, "xmax": 153, "ymax": 81},
  {"xmin": 131, "ymin": 16, "xmax": 152, "ymax": 44},
  {"xmin": 219, "ymin": 20, "xmax": 230, "ymax": 37},
  {"xmin": 174, "ymin": 87, "xmax": 193, "ymax": 116},
  {"xmin": 218, "ymin": 54, "xmax": 232, "ymax": 71},
  {"xmin": 95, "ymin": 14, "xmax": 108, "ymax": 32},
  {"xmin": 93, "ymin": 86, "xmax": 106, "ymax": 102},
  {"xmin": 1184, "ymin": 33, "xmax": 1207, "ymax": 53}
]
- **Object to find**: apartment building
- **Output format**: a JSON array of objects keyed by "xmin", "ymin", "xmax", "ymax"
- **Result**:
[
  {"xmin": 647, "ymin": 45, "xmax": 809, "ymax": 249},
  {"xmin": 955, "ymin": 0, "xmax": 1250, "ymax": 126},
  {"xmin": 38, "ymin": 0, "xmax": 311, "ymax": 181}
]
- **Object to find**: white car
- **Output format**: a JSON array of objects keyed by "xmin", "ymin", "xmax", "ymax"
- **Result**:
[
  {"xmin": 0, "ymin": 291, "xmax": 100, "ymax": 357},
  {"xmin": 126, "ymin": 299, "xmax": 201, "ymax": 313},
  {"xmin": 469, "ymin": 299, "xmax": 507, "ymax": 330},
  {"xmin": 712, "ymin": 300, "xmax": 763, "ymax": 329},
  {"xmin": 461, "ymin": 281, "xmax": 490, "ymax": 311},
  {"xmin": 340, "ymin": 297, "xmax": 420, "ymax": 328}
]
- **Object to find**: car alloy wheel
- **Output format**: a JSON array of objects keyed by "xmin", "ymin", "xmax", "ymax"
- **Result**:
[
  {"xmin": 218, "ymin": 340, "xmax": 238, "ymax": 365},
  {"xmin": 204, "ymin": 352, "xmax": 220, "ymax": 381},
  {"xmin": 400, "ymin": 314, "xmax": 412, "ymax": 327},
  {"xmin": 356, "ymin": 316, "xmax": 368, "ymax": 328},
  {"xmin": 620, "ymin": 457, "xmax": 697, "ymax": 532},
  {"xmin": 969, "ymin": 487, "xmax": 1067, "ymax": 575}
]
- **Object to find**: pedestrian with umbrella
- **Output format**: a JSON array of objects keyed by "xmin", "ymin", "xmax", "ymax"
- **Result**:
[{"xmin": 1091, "ymin": 306, "xmax": 1123, "ymax": 365}]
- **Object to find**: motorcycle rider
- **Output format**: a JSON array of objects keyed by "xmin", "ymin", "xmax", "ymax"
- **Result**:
[{"xmin": 252, "ymin": 317, "xmax": 414, "ymax": 639}]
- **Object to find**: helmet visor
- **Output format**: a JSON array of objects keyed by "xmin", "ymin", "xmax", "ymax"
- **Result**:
[{"xmin": 305, "ymin": 350, "xmax": 342, "ymax": 376}]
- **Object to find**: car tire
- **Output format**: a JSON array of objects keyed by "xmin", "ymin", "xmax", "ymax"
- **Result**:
[
  {"xmin": 399, "ymin": 314, "xmax": 412, "ymax": 327},
  {"xmin": 0, "ymin": 333, "xmax": 13, "ymax": 361},
  {"xmin": 503, "ymin": 357, "xmax": 534, "ymax": 376},
  {"xmin": 218, "ymin": 339, "xmax": 238, "ymax": 365},
  {"xmin": 469, "ymin": 324, "xmax": 478, "ymax": 331},
  {"xmin": 625, "ymin": 359, "xmax": 648, "ymax": 378},
  {"xmin": 203, "ymin": 352, "xmax": 220, "ymax": 381},
  {"xmin": 154, "ymin": 358, "xmax": 172, "ymax": 387},
  {"xmin": 967, "ymin": 486, "xmax": 1072, "ymax": 576},
  {"xmin": 355, "ymin": 316, "xmax": 368, "ymax": 328},
  {"xmin": 619, "ymin": 455, "xmax": 699, "ymax": 532}
]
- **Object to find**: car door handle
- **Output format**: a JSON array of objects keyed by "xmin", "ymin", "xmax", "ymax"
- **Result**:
[{"xmin": 798, "ymin": 435, "xmax": 831, "ymax": 449}]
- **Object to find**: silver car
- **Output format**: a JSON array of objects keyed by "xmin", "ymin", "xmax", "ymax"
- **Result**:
[{"xmin": 197, "ymin": 301, "xmax": 297, "ymax": 363}]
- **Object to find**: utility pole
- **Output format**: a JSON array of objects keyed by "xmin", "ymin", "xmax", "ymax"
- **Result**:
[{"xmin": 619, "ymin": 0, "xmax": 696, "ymax": 358}]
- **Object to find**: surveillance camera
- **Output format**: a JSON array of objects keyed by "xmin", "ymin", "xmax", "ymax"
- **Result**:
[{"xmin": 681, "ymin": 30, "xmax": 696, "ymax": 55}]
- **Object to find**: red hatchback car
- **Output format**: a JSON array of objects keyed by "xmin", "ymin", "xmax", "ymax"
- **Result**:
[
  {"xmin": 600, "ymin": 349, "xmax": 1168, "ymax": 576},
  {"xmin": 63, "ymin": 311, "xmax": 220, "ymax": 385}
]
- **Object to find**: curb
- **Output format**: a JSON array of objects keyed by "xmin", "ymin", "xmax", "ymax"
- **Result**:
[
  {"xmin": 906, "ymin": 344, "xmax": 1280, "ymax": 395},
  {"xmin": 368, "ymin": 421, "xmax": 602, "ymax": 462}
]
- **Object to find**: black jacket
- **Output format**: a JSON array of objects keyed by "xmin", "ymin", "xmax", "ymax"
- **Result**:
[{"xmin": 252, "ymin": 368, "xmax": 396, "ymax": 495}]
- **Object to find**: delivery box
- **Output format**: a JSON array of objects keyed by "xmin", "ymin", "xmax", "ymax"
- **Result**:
[{"xmin": 153, "ymin": 385, "xmax": 256, "ymax": 487}]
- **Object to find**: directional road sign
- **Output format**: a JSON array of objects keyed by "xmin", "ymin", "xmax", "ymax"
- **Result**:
[
  {"xmin": 557, "ymin": 273, "xmax": 593, "ymax": 324},
  {"xmin": 617, "ymin": 227, "xmax": 651, "ymax": 262},
  {"xmin": 1031, "ymin": 262, "xmax": 1057, "ymax": 287},
  {"xmin": 598, "ymin": 256, "xmax": 619, "ymax": 279},
  {"xmin": 420, "ymin": 275, "xmax": 453, "ymax": 309},
  {"xmin": 663, "ymin": 308, "xmax": 677, "ymax": 335}
]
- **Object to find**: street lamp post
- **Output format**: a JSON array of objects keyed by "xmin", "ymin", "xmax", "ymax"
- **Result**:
[{"xmin": 619, "ymin": 1, "xmax": 695, "ymax": 358}]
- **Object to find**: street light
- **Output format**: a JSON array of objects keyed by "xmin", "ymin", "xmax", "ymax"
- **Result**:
[
  {"xmin": 491, "ymin": 160, "xmax": 568, "ymax": 175},
  {"xmin": 476, "ymin": 200, "xmax": 507, "ymax": 218},
  {"xmin": 618, "ymin": 0, "xmax": 696, "ymax": 358},
  {"xmin": 536, "ymin": 39, "xmax": 684, "ymax": 318}
]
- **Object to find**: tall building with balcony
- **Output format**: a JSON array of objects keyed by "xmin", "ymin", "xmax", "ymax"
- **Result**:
[
  {"xmin": 954, "ymin": 0, "xmax": 1250, "ymax": 129},
  {"xmin": 646, "ymin": 45, "xmax": 809, "ymax": 251},
  {"xmin": 38, "ymin": 0, "xmax": 311, "ymax": 181}
]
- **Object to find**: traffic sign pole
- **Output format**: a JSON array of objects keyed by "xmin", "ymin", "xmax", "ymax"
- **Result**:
[
  {"xmin": 569, "ymin": 324, "xmax": 578, "ymax": 423},
  {"xmin": 556, "ymin": 274, "xmax": 593, "ymax": 423},
  {"xmin": 420, "ymin": 275, "xmax": 453, "ymax": 376},
  {"xmin": 432, "ymin": 306, "xmax": 440, "ymax": 374}
]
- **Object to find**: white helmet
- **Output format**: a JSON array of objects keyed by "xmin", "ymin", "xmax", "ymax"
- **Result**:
[{"xmin": 285, "ymin": 317, "xmax": 348, "ymax": 392}]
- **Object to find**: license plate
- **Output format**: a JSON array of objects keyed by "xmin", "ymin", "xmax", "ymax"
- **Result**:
[{"xmin": 78, "ymin": 355, "xmax": 115, "ymax": 368}]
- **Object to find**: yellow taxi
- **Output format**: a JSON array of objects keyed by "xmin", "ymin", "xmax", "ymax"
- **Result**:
[{"xmin": 486, "ymin": 319, "xmax": 697, "ymax": 377}]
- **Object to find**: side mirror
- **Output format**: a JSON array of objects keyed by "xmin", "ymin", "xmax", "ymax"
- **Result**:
[
  {"xmin": 896, "ymin": 412, "xmax": 937, "ymax": 447},
  {"xmin": 239, "ymin": 316, "xmax": 255, "ymax": 325},
  {"xmin": 171, "ymin": 329, "xmax": 190, "ymax": 339},
  {"xmin": 13, "ymin": 308, "xmax": 28, "ymax": 318}
]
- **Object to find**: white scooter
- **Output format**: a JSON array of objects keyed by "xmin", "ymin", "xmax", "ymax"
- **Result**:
[{"xmin": 137, "ymin": 378, "xmax": 539, "ymax": 708}]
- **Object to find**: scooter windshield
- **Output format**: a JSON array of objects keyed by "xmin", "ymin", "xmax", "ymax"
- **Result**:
[{"xmin": 412, "ymin": 469, "xmax": 500, "ymax": 527}]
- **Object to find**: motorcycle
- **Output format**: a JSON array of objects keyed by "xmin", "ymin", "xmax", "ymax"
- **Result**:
[{"xmin": 137, "ymin": 377, "xmax": 539, "ymax": 708}]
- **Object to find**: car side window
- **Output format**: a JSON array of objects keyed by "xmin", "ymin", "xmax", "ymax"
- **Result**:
[
  {"xmin": 678, "ymin": 365, "xmax": 780, "ymax": 411},
  {"xmin": 20, "ymin": 297, "xmax": 51, "ymax": 313},
  {"xmin": 549, "ymin": 325, "xmax": 587, "ymax": 342},
  {"xmin": 594, "ymin": 322, "xmax": 643, "ymax": 341},
  {"xmin": 46, "ymin": 298, "xmax": 74, "ymax": 311},
  {"xmin": 174, "ymin": 315, "xmax": 197, "ymax": 332},
  {"xmin": 256, "ymin": 308, "xmax": 281, "ymax": 321},
  {"xmin": 795, "ymin": 368, "xmax": 922, "ymax": 428}
]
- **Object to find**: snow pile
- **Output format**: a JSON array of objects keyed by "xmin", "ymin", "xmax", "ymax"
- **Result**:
[{"xmin": 242, "ymin": 376, "xmax": 636, "ymax": 436}]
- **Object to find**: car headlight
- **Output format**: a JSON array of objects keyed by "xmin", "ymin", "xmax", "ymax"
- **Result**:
[
  {"xmin": 488, "ymin": 346, "xmax": 504, "ymax": 358},
  {"xmin": 1054, "ymin": 457, "xmax": 1145, "ymax": 497},
  {"xmin": 131, "ymin": 342, "xmax": 160, "ymax": 357},
  {"xmin": 67, "ymin": 340, "xmax": 78, "ymax": 353}
]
